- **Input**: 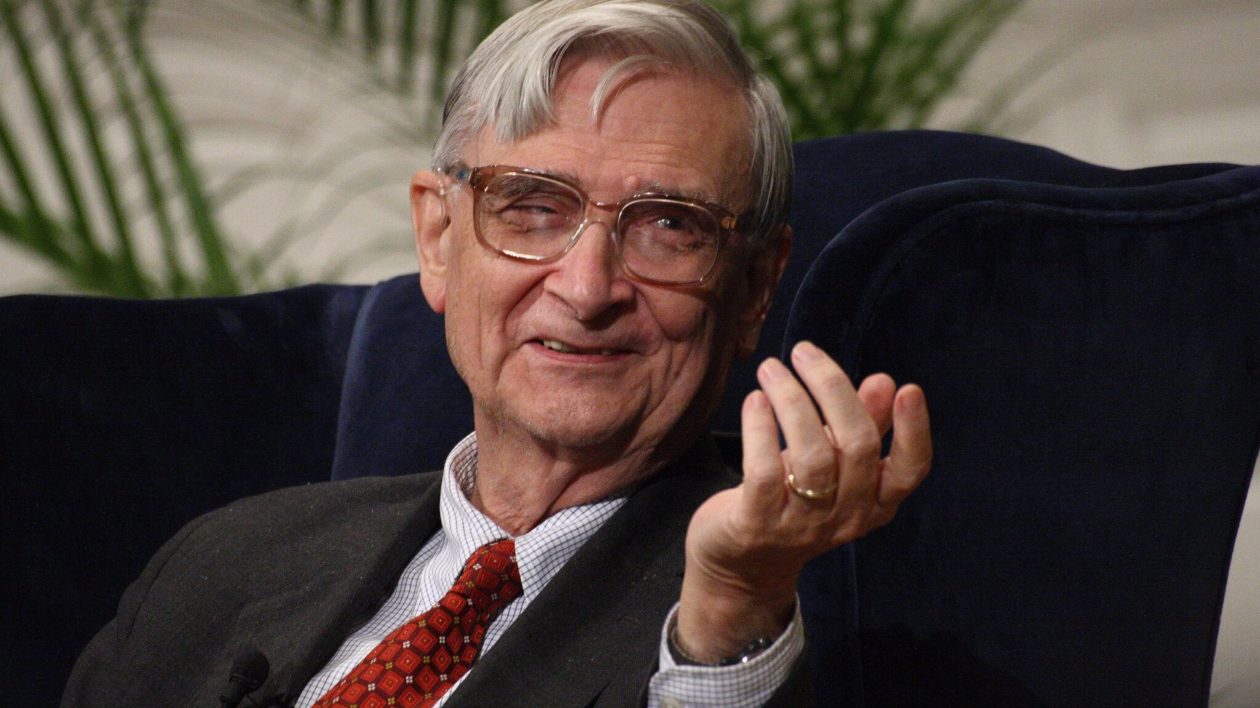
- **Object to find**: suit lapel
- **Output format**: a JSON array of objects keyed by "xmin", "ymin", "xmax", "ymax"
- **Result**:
[
  {"xmin": 448, "ymin": 437, "xmax": 738, "ymax": 707},
  {"xmin": 230, "ymin": 472, "xmax": 447, "ymax": 704}
]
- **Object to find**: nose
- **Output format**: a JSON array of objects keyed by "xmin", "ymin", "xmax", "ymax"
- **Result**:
[{"xmin": 544, "ymin": 217, "xmax": 635, "ymax": 320}]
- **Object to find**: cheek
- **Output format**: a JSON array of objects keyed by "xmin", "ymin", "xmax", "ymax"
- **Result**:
[
  {"xmin": 649, "ymin": 294, "xmax": 726, "ymax": 381},
  {"xmin": 442, "ymin": 249, "xmax": 502, "ymax": 376},
  {"xmin": 658, "ymin": 305, "xmax": 712, "ymax": 347},
  {"xmin": 660, "ymin": 280, "xmax": 751, "ymax": 385},
  {"xmin": 445, "ymin": 251, "xmax": 546, "ymax": 366},
  {"xmin": 662, "ymin": 265, "xmax": 749, "ymax": 340}
]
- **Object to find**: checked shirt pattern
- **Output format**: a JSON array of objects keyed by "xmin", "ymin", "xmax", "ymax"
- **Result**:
[{"xmin": 314, "ymin": 538, "xmax": 522, "ymax": 708}]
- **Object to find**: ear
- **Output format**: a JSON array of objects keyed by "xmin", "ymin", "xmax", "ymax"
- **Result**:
[
  {"xmin": 734, "ymin": 224, "xmax": 792, "ymax": 359},
  {"xmin": 411, "ymin": 169, "xmax": 452, "ymax": 313}
]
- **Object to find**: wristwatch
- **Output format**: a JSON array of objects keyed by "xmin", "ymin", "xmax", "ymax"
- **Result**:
[{"xmin": 667, "ymin": 620, "xmax": 774, "ymax": 667}]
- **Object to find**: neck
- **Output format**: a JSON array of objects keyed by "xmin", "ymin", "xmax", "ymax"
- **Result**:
[{"xmin": 468, "ymin": 416, "xmax": 702, "ymax": 535}]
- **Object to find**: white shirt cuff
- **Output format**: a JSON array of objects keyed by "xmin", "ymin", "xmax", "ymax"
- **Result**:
[{"xmin": 647, "ymin": 598, "xmax": 806, "ymax": 708}]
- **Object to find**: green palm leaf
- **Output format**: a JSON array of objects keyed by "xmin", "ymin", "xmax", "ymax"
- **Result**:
[
  {"xmin": 1, "ymin": 0, "xmax": 1042, "ymax": 297},
  {"xmin": 0, "ymin": 0, "xmax": 238, "ymax": 296}
]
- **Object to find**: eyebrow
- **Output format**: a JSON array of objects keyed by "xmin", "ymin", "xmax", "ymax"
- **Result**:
[
  {"xmin": 636, "ymin": 180, "xmax": 713, "ymax": 203},
  {"xmin": 540, "ymin": 168, "xmax": 715, "ymax": 204}
]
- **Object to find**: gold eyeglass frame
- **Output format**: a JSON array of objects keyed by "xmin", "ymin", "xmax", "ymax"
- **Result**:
[{"xmin": 440, "ymin": 162, "xmax": 746, "ymax": 286}]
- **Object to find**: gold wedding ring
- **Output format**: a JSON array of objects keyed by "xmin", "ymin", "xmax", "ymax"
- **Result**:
[{"xmin": 786, "ymin": 471, "xmax": 837, "ymax": 500}]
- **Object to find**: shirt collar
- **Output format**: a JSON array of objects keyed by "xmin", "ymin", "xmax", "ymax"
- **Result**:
[{"xmin": 438, "ymin": 432, "xmax": 629, "ymax": 599}]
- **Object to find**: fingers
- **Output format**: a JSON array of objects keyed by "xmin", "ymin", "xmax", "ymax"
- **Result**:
[
  {"xmin": 756, "ymin": 356, "xmax": 838, "ymax": 500},
  {"xmin": 745, "ymin": 342, "xmax": 931, "ymax": 532},
  {"xmin": 788, "ymin": 343, "xmax": 874, "ymax": 447},
  {"xmin": 787, "ymin": 343, "xmax": 883, "ymax": 506},
  {"xmin": 878, "ymin": 384, "xmax": 932, "ymax": 508},
  {"xmin": 740, "ymin": 389, "xmax": 786, "ymax": 503},
  {"xmin": 856, "ymin": 373, "xmax": 896, "ymax": 437},
  {"xmin": 727, "ymin": 343, "xmax": 931, "ymax": 586}
]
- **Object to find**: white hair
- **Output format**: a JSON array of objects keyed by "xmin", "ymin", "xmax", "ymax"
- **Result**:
[{"xmin": 433, "ymin": 0, "xmax": 792, "ymax": 247}]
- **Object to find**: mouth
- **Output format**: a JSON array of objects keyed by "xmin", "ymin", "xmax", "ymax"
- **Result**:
[{"xmin": 537, "ymin": 339, "xmax": 627, "ymax": 357}]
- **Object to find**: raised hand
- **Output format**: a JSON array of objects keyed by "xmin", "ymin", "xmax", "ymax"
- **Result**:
[{"xmin": 675, "ymin": 340, "xmax": 932, "ymax": 662}]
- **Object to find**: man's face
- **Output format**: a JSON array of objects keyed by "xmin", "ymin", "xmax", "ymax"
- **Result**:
[{"xmin": 414, "ymin": 58, "xmax": 786, "ymax": 467}]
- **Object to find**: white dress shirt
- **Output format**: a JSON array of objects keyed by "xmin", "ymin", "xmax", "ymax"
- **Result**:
[{"xmin": 297, "ymin": 433, "xmax": 803, "ymax": 707}]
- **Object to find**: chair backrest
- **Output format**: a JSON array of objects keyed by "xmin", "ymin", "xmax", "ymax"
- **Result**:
[
  {"xmin": 788, "ymin": 136, "xmax": 1260, "ymax": 705},
  {"xmin": 331, "ymin": 274, "xmax": 473, "ymax": 479},
  {"xmin": 0, "ymin": 284, "xmax": 366, "ymax": 700},
  {"xmin": 736, "ymin": 130, "xmax": 1233, "ymax": 437}
]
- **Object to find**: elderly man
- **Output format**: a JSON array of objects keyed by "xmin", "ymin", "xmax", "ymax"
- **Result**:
[{"xmin": 63, "ymin": 1, "xmax": 930, "ymax": 706}]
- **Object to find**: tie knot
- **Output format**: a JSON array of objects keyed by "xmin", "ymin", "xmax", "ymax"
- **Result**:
[
  {"xmin": 314, "ymin": 537, "xmax": 525, "ymax": 708},
  {"xmin": 455, "ymin": 538, "xmax": 522, "ymax": 611}
]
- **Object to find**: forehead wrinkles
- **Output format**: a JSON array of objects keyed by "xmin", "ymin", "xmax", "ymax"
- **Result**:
[
  {"xmin": 568, "ymin": 56, "xmax": 753, "ymax": 202},
  {"xmin": 472, "ymin": 67, "xmax": 752, "ymax": 210},
  {"xmin": 526, "ymin": 166, "xmax": 717, "ymax": 204}
]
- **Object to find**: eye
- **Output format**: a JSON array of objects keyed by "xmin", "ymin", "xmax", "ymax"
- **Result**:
[
  {"xmin": 494, "ymin": 199, "xmax": 574, "ymax": 232},
  {"xmin": 483, "ymin": 178, "xmax": 581, "ymax": 231},
  {"xmin": 622, "ymin": 202, "xmax": 717, "ymax": 254},
  {"xmin": 649, "ymin": 214, "xmax": 690, "ymax": 232},
  {"xmin": 502, "ymin": 196, "xmax": 564, "ymax": 217}
]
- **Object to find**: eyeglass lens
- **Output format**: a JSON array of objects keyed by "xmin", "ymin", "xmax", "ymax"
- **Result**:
[{"xmin": 475, "ymin": 172, "xmax": 721, "ymax": 284}]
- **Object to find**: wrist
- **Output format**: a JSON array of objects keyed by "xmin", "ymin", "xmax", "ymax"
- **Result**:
[
  {"xmin": 674, "ymin": 570, "xmax": 796, "ymax": 664},
  {"xmin": 668, "ymin": 616, "xmax": 774, "ymax": 666}
]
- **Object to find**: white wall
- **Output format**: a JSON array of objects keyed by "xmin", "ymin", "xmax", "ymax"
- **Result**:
[{"xmin": 972, "ymin": 0, "xmax": 1260, "ymax": 168}]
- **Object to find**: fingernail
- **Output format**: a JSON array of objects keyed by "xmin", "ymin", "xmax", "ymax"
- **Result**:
[
  {"xmin": 792, "ymin": 340, "xmax": 822, "ymax": 363},
  {"xmin": 746, "ymin": 389, "xmax": 770, "ymax": 409},
  {"xmin": 896, "ymin": 385, "xmax": 923, "ymax": 414},
  {"xmin": 759, "ymin": 358, "xmax": 786, "ymax": 381}
]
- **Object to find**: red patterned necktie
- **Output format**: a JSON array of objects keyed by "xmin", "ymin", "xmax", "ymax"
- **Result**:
[{"xmin": 314, "ymin": 538, "xmax": 522, "ymax": 708}]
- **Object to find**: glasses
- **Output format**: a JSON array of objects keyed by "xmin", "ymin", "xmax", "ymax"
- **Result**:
[{"xmin": 441, "ymin": 162, "xmax": 746, "ymax": 285}]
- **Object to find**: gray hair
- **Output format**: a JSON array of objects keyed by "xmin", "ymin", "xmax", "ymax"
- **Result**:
[{"xmin": 433, "ymin": 0, "xmax": 792, "ymax": 248}]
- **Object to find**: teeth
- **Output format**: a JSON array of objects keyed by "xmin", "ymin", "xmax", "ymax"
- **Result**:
[{"xmin": 541, "ymin": 339, "xmax": 617, "ymax": 356}]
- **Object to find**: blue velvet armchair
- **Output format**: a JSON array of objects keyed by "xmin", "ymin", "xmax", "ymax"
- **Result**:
[{"xmin": 3, "ymin": 131, "xmax": 1257, "ymax": 705}]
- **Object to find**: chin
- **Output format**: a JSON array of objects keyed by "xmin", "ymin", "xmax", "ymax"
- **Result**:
[{"xmin": 517, "ymin": 397, "xmax": 644, "ymax": 451}]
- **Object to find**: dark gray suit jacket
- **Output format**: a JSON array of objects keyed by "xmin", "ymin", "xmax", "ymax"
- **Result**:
[{"xmin": 62, "ymin": 437, "xmax": 810, "ymax": 707}]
